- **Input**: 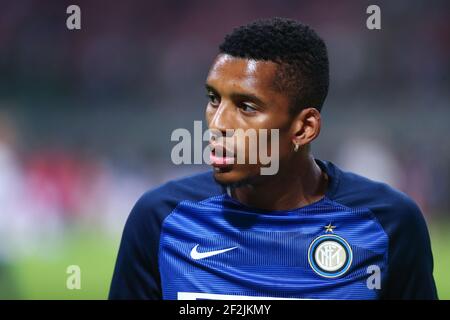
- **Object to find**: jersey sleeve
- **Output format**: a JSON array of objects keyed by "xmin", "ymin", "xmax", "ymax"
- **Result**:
[
  {"xmin": 380, "ymin": 196, "xmax": 438, "ymax": 299},
  {"xmin": 108, "ymin": 171, "xmax": 223, "ymax": 299},
  {"xmin": 373, "ymin": 191, "xmax": 438, "ymax": 300},
  {"xmin": 327, "ymin": 163, "xmax": 439, "ymax": 300},
  {"xmin": 108, "ymin": 189, "xmax": 169, "ymax": 300}
]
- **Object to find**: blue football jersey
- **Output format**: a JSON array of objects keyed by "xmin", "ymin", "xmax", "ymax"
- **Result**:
[{"xmin": 109, "ymin": 159, "xmax": 437, "ymax": 300}]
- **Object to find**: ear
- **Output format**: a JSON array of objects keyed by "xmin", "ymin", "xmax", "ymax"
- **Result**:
[{"xmin": 291, "ymin": 107, "xmax": 322, "ymax": 147}]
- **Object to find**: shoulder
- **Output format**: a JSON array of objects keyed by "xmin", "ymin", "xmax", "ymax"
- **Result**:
[
  {"xmin": 321, "ymin": 160, "xmax": 431, "ymax": 252},
  {"xmin": 128, "ymin": 170, "xmax": 224, "ymax": 226},
  {"xmin": 327, "ymin": 161, "xmax": 437, "ymax": 298},
  {"xmin": 329, "ymin": 163, "xmax": 425, "ymax": 228},
  {"xmin": 328, "ymin": 164, "xmax": 437, "ymax": 299},
  {"xmin": 109, "ymin": 172, "xmax": 222, "ymax": 300}
]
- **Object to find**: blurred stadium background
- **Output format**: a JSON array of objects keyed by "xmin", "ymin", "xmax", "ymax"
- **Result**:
[{"xmin": 0, "ymin": 0, "xmax": 449, "ymax": 299}]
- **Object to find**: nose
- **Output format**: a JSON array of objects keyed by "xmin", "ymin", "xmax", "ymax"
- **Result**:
[{"xmin": 208, "ymin": 101, "xmax": 234, "ymax": 137}]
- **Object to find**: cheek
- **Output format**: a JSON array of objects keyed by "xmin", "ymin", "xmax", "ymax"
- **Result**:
[
  {"xmin": 280, "ymin": 133, "xmax": 293, "ymax": 154},
  {"xmin": 270, "ymin": 129, "xmax": 293, "ymax": 160},
  {"xmin": 205, "ymin": 105, "xmax": 214, "ymax": 124},
  {"xmin": 262, "ymin": 124, "xmax": 291, "ymax": 155},
  {"xmin": 232, "ymin": 130, "xmax": 286, "ymax": 163}
]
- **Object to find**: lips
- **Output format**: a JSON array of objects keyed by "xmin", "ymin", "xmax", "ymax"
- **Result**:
[
  {"xmin": 209, "ymin": 143, "xmax": 235, "ymax": 167},
  {"xmin": 210, "ymin": 153, "xmax": 235, "ymax": 166}
]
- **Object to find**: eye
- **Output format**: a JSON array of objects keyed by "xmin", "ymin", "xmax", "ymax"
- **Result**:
[
  {"xmin": 206, "ymin": 92, "xmax": 220, "ymax": 107},
  {"xmin": 240, "ymin": 103, "xmax": 258, "ymax": 113}
]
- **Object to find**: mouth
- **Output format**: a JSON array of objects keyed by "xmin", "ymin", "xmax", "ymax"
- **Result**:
[{"xmin": 209, "ymin": 144, "xmax": 235, "ymax": 168}]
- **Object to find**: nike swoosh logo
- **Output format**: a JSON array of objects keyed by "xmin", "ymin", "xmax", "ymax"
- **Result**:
[{"xmin": 190, "ymin": 244, "xmax": 238, "ymax": 260}]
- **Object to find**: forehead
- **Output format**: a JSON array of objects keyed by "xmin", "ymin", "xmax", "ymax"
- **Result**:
[{"xmin": 206, "ymin": 54, "xmax": 279, "ymax": 93}]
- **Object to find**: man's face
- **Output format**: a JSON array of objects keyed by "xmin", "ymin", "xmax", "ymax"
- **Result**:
[{"xmin": 205, "ymin": 53, "xmax": 295, "ymax": 186}]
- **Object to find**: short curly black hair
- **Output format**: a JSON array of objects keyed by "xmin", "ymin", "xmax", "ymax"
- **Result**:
[{"xmin": 219, "ymin": 17, "xmax": 329, "ymax": 113}]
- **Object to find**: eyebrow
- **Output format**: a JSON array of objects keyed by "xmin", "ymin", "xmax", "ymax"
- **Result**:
[{"xmin": 205, "ymin": 84, "xmax": 266, "ymax": 107}]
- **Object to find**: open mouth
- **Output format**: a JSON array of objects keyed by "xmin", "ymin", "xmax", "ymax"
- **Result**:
[{"xmin": 210, "ymin": 144, "xmax": 235, "ymax": 167}]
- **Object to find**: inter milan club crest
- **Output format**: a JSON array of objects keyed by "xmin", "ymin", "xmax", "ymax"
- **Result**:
[{"xmin": 308, "ymin": 223, "xmax": 353, "ymax": 278}]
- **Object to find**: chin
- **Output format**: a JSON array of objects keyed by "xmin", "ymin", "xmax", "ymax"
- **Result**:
[{"xmin": 211, "ymin": 165, "xmax": 260, "ymax": 188}]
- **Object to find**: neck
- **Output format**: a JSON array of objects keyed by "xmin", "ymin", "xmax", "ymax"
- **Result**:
[{"xmin": 230, "ymin": 154, "xmax": 328, "ymax": 211}]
